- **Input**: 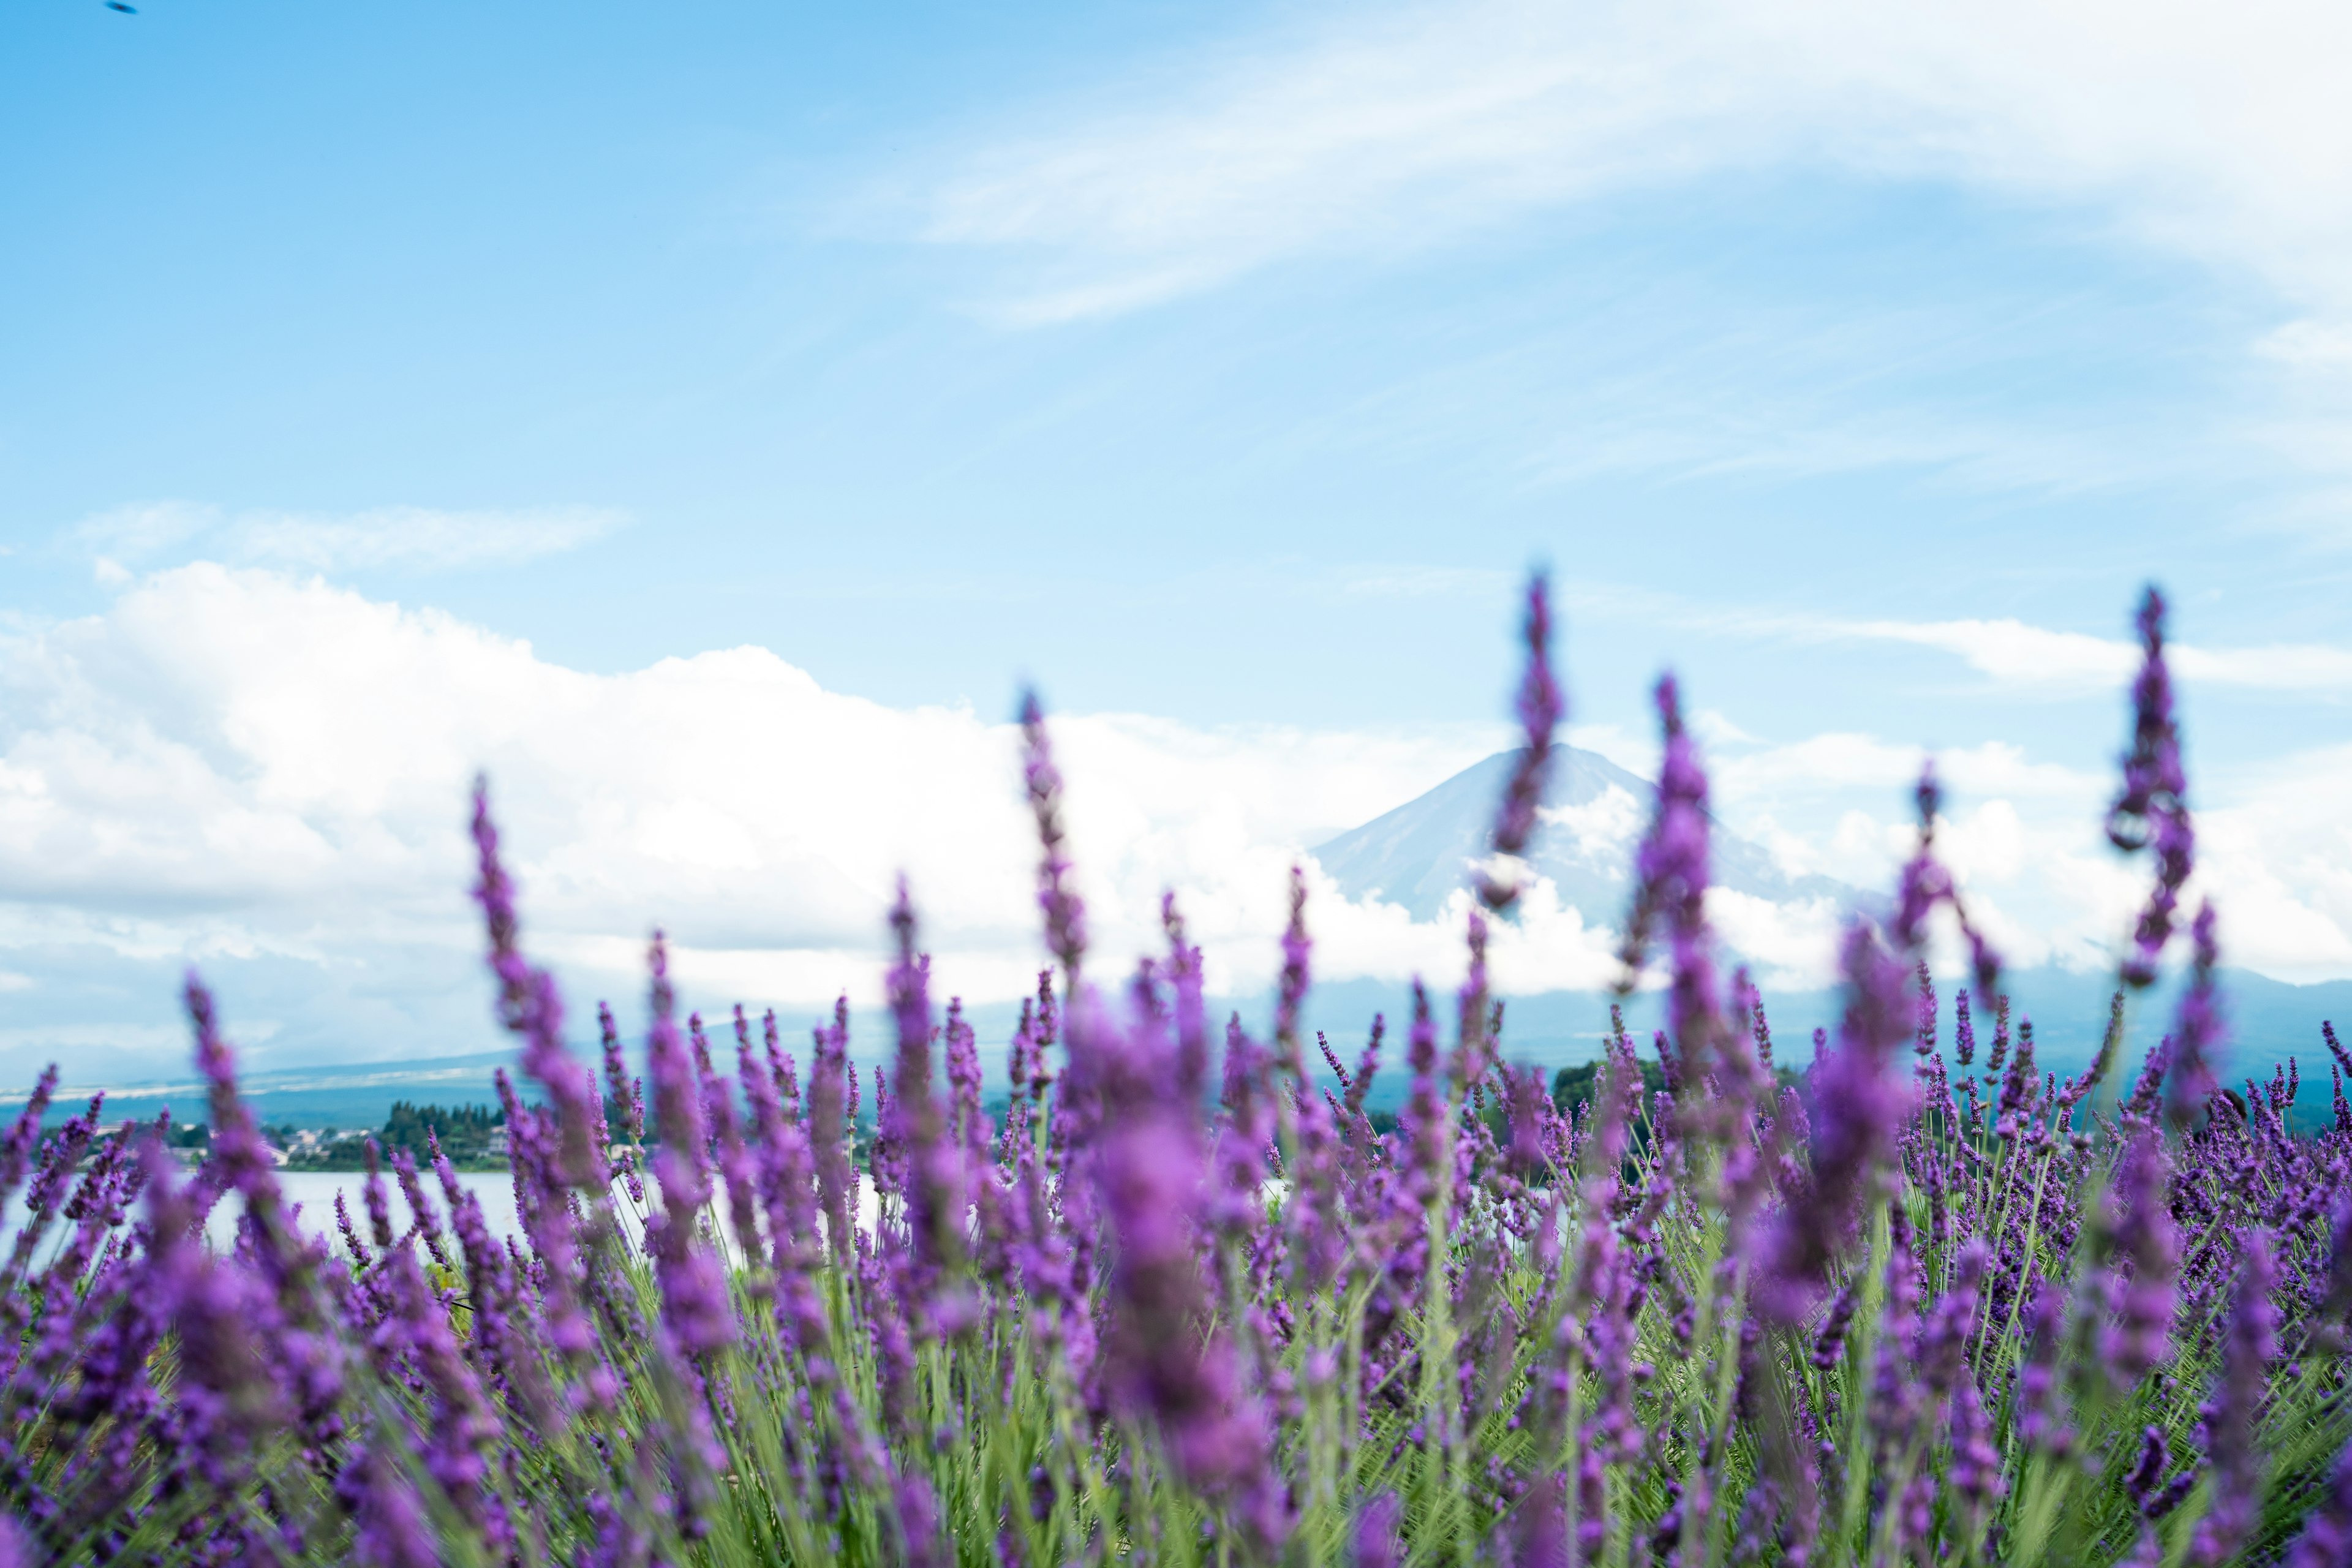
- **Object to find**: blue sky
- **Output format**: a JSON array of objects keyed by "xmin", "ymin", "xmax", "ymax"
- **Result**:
[{"xmin": 4, "ymin": 0, "xmax": 2351, "ymax": 1079}]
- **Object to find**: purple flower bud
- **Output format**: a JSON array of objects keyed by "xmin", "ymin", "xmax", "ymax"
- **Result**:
[
  {"xmin": 809, "ymin": 998, "xmax": 856, "ymax": 1260},
  {"xmin": 0, "ymin": 1068, "xmax": 59, "ymax": 1216},
  {"xmin": 2107, "ymin": 587, "xmax": 2194, "ymax": 989},
  {"xmin": 1615, "ymin": 675, "xmax": 1721, "ymax": 1088},
  {"xmin": 1985, "ymin": 992, "xmax": 2012, "ymax": 1081},
  {"xmin": 472, "ymin": 780, "xmax": 606, "ymax": 1194},
  {"xmin": 2125, "ymin": 1425, "xmax": 2169, "ymax": 1513},
  {"xmin": 2286, "ymin": 1430, "xmax": 2352, "ymax": 1568},
  {"xmin": 2165, "ymin": 902, "xmax": 2225, "ymax": 1132},
  {"xmin": 337, "ymin": 1440, "xmax": 441, "ymax": 1568},
  {"xmin": 2192, "ymin": 1236, "xmax": 2277, "ymax": 1564},
  {"xmin": 1019, "ymin": 692, "xmax": 1088, "ymax": 982},
  {"xmin": 642, "ymin": 934, "xmax": 734, "ymax": 1359},
  {"xmin": 880, "ymin": 1466, "xmax": 943, "ymax": 1568},
  {"xmin": 1352, "ymin": 1490, "xmax": 1403, "ymax": 1568},
  {"xmin": 600, "ymin": 1000, "xmax": 644, "ymax": 1144},
  {"xmin": 2100, "ymin": 1131, "xmax": 2180, "ymax": 1384},
  {"xmin": 1755, "ymin": 919, "xmax": 1914, "ymax": 1321},
  {"xmin": 1477, "ymin": 572, "xmax": 1563, "ymax": 915},
  {"xmin": 2015, "ymin": 1277, "xmax": 2069, "ymax": 1454},
  {"xmin": 885, "ymin": 881, "xmax": 973, "ymax": 1337},
  {"xmin": 1089, "ymin": 992, "xmax": 1287, "ymax": 1550},
  {"xmin": 1913, "ymin": 962, "xmax": 1936, "ymax": 1058}
]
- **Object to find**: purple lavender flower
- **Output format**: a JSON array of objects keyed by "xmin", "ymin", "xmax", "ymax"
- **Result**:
[
  {"xmin": 2166, "ymin": 900, "xmax": 2225, "ymax": 1132},
  {"xmin": 1476, "ymin": 571, "xmax": 1564, "ymax": 915},
  {"xmin": 884, "ymin": 880, "xmax": 973, "ymax": 1336},
  {"xmin": 1913, "ymin": 961, "xmax": 1937, "ymax": 1058},
  {"xmin": 641, "ymin": 933, "xmax": 735, "ymax": 1359},
  {"xmin": 472, "ymin": 780, "xmax": 606, "ymax": 1193},
  {"xmin": 379, "ymin": 1240, "xmax": 505, "ymax": 1547},
  {"xmin": 809, "ymin": 998, "xmax": 856, "ymax": 1261},
  {"xmin": 1614, "ymin": 675, "xmax": 1720, "ymax": 1086},
  {"xmin": 2107, "ymin": 587, "xmax": 2194, "ymax": 989},
  {"xmin": 2192, "ymin": 1236, "xmax": 2277, "ymax": 1564},
  {"xmin": 1274, "ymin": 864, "xmax": 1313, "ymax": 1069},
  {"xmin": 2015, "ymin": 1276, "xmax": 2069, "ymax": 1455},
  {"xmin": 2286, "ymin": 1431, "xmax": 2352, "ymax": 1568},
  {"xmin": 179, "ymin": 979, "xmax": 346, "ymax": 1449},
  {"xmin": 1755, "ymin": 919, "xmax": 1915, "ymax": 1322},
  {"xmin": 2126, "ymin": 1425, "xmax": 2169, "ymax": 1514},
  {"xmin": 600, "ymin": 1000, "xmax": 644, "ymax": 1144},
  {"xmin": 893, "ymin": 1464, "xmax": 946, "ymax": 1568},
  {"xmin": 1948, "ymin": 1368, "xmax": 2003, "ymax": 1522},
  {"xmin": 2101, "ymin": 1129, "xmax": 2180, "ymax": 1384},
  {"xmin": 337, "ymin": 1441, "xmax": 442, "ymax": 1568},
  {"xmin": 1090, "ymin": 991, "xmax": 1287, "ymax": 1549},
  {"xmin": 1018, "ymin": 691, "xmax": 1088, "ymax": 982},
  {"xmin": 1890, "ymin": 764, "xmax": 2002, "ymax": 998},
  {"xmin": 0, "ymin": 1068, "xmax": 58, "ymax": 1215},
  {"xmin": 1353, "ymin": 1490, "xmax": 1403, "ymax": 1568}
]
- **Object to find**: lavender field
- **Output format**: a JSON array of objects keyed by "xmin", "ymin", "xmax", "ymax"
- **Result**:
[{"xmin": 2, "ymin": 579, "xmax": 2347, "ymax": 1567}]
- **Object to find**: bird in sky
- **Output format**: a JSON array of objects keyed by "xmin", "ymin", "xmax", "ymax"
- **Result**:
[{"xmin": 106, "ymin": 2, "xmax": 137, "ymax": 11}]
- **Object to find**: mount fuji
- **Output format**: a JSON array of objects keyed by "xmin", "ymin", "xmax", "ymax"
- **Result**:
[{"xmin": 1310, "ymin": 747, "xmax": 1855, "ymax": 927}]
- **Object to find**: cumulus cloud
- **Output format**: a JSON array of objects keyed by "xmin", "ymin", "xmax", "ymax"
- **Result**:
[
  {"xmin": 0, "ymin": 564, "xmax": 1498, "ymax": 1031},
  {"xmin": 2, "ymin": 564, "xmax": 2345, "ymax": 1075},
  {"xmin": 1706, "ymin": 726, "xmax": 2352, "ymax": 983},
  {"xmin": 71, "ymin": 502, "xmax": 624, "ymax": 575}
]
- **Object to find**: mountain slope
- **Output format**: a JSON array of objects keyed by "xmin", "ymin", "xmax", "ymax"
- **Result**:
[{"xmin": 1310, "ymin": 747, "xmax": 1853, "ymax": 924}]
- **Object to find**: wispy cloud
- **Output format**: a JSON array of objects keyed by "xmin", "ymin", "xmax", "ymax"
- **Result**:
[
  {"xmin": 920, "ymin": 0, "xmax": 2352, "ymax": 332},
  {"xmin": 71, "ymin": 501, "xmax": 625, "ymax": 576},
  {"xmin": 1554, "ymin": 581, "xmax": 2352, "ymax": 696},
  {"xmin": 1777, "ymin": 614, "xmax": 2352, "ymax": 695}
]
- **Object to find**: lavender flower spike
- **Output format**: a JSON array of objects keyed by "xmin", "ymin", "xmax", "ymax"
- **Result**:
[
  {"xmin": 2192, "ymin": 1236, "xmax": 2277, "ymax": 1565},
  {"xmin": 2286, "ymin": 1430, "xmax": 2352, "ymax": 1568},
  {"xmin": 1018, "ymin": 690, "xmax": 1088, "ymax": 982},
  {"xmin": 1477, "ymin": 570, "xmax": 1564, "ymax": 915},
  {"xmin": 472, "ymin": 778, "xmax": 606, "ymax": 1192},
  {"xmin": 2108, "ymin": 586, "xmax": 2194, "ymax": 989},
  {"xmin": 643, "ymin": 933, "xmax": 735, "ymax": 1358},
  {"xmin": 2165, "ymin": 900, "xmax": 2225, "ymax": 1131},
  {"xmin": 886, "ymin": 879, "xmax": 972, "ymax": 1335}
]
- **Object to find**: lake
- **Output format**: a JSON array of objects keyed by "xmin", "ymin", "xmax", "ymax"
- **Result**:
[{"xmin": 4, "ymin": 1164, "xmax": 884, "ymax": 1263}]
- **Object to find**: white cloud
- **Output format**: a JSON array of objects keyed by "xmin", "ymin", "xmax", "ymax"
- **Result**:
[
  {"xmin": 2260, "ymin": 320, "xmax": 2352, "ymax": 369},
  {"xmin": 1540, "ymin": 783, "xmax": 1645, "ymax": 862},
  {"xmin": 2, "ymin": 565, "xmax": 2344, "ymax": 1079},
  {"xmin": 0, "ymin": 564, "xmax": 1491, "ymax": 1025},
  {"xmin": 70, "ymin": 502, "xmax": 624, "ymax": 575},
  {"xmin": 1706, "ymin": 736, "xmax": 2352, "ymax": 984},
  {"xmin": 1715, "ymin": 733, "xmax": 2100, "ymax": 801},
  {"xmin": 1731, "ymin": 612, "xmax": 2352, "ymax": 695},
  {"xmin": 922, "ymin": 0, "xmax": 2352, "ymax": 331}
]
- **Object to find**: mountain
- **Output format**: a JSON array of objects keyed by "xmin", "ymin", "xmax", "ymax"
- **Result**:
[
  {"xmin": 6, "ymin": 1050, "xmax": 532, "ymax": 1132},
  {"xmin": 1310, "ymin": 747, "xmax": 1853, "ymax": 925}
]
